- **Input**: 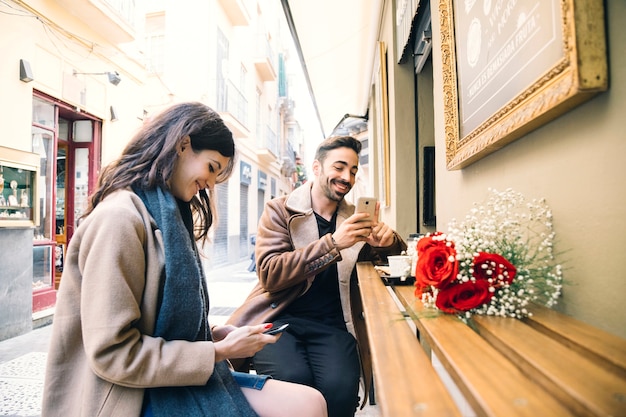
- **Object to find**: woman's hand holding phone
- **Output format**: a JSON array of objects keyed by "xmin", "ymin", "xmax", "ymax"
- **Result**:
[
  {"xmin": 263, "ymin": 323, "xmax": 289, "ymax": 335},
  {"xmin": 213, "ymin": 323, "xmax": 284, "ymax": 362}
]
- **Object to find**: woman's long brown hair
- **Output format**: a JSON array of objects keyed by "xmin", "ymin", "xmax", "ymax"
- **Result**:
[{"xmin": 85, "ymin": 102, "xmax": 236, "ymax": 242}]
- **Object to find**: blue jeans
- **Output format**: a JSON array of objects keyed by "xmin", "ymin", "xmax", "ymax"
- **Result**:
[{"xmin": 232, "ymin": 370, "xmax": 271, "ymax": 390}]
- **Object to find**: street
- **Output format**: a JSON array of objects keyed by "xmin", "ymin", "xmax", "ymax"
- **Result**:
[{"xmin": 0, "ymin": 260, "xmax": 379, "ymax": 416}]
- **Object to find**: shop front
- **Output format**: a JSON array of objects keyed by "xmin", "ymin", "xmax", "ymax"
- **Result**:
[
  {"xmin": 0, "ymin": 92, "xmax": 101, "ymax": 340},
  {"xmin": 32, "ymin": 92, "xmax": 102, "ymax": 309}
]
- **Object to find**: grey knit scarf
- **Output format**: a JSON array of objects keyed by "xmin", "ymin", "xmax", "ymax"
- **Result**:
[{"xmin": 134, "ymin": 186, "xmax": 258, "ymax": 417}]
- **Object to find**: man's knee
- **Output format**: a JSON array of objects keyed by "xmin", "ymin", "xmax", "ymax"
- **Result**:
[
  {"xmin": 275, "ymin": 366, "xmax": 315, "ymax": 386},
  {"xmin": 318, "ymin": 370, "xmax": 359, "ymax": 393},
  {"xmin": 321, "ymin": 389, "xmax": 358, "ymax": 417},
  {"xmin": 315, "ymin": 373, "xmax": 359, "ymax": 416}
]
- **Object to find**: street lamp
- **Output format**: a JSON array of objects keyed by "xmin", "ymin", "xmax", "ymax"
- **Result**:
[{"xmin": 72, "ymin": 70, "xmax": 121, "ymax": 86}]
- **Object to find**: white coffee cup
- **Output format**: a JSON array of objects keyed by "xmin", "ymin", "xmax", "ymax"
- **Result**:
[{"xmin": 388, "ymin": 255, "xmax": 412, "ymax": 278}]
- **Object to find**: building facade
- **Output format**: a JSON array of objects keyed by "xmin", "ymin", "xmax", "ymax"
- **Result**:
[
  {"xmin": 0, "ymin": 0, "xmax": 314, "ymax": 340},
  {"xmin": 362, "ymin": 0, "xmax": 626, "ymax": 339}
]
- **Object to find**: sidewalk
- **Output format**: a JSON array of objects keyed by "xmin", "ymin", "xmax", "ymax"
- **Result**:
[{"xmin": 0, "ymin": 260, "xmax": 380, "ymax": 416}]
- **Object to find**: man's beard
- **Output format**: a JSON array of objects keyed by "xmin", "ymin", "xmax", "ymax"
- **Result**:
[{"xmin": 321, "ymin": 177, "xmax": 351, "ymax": 202}]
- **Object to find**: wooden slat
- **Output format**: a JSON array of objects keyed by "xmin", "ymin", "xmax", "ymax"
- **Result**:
[
  {"xmin": 524, "ymin": 302, "xmax": 626, "ymax": 380},
  {"xmin": 394, "ymin": 285, "xmax": 572, "ymax": 417},
  {"xmin": 356, "ymin": 262, "xmax": 461, "ymax": 417},
  {"xmin": 473, "ymin": 315, "xmax": 626, "ymax": 417}
]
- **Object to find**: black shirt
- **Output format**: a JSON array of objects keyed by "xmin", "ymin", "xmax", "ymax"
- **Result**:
[{"xmin": 281, "ymin": 211, "xmax": 346, "ymax": 329}]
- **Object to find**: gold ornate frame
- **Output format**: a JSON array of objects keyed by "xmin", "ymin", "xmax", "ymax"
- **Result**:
[{"xmin": 440, "ymin": 0, "xmax": 608, "ymax": 170}]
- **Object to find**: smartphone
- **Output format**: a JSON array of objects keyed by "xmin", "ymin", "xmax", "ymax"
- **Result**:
[
  {"xmin": 263, "ymin": 323, "xmax": 289, "ymax": 335},
  {"xmin": 356, "ymin": 197, "xmax": 377, "ymax": 220}
]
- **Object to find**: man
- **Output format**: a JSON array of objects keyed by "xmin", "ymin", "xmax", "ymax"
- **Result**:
[{"xmin": 227, "ymin": 136, "xmax": 406, "ymax": 417}]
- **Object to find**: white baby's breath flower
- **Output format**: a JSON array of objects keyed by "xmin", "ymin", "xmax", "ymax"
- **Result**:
[{"xmin": 423, "ymin": 188, "xmax": 563, "ymax": 320}]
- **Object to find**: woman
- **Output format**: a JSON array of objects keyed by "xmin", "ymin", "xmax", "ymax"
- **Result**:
[{"xmin": 42, "ymin": 102, "xmax": 327, "ymax": 417}]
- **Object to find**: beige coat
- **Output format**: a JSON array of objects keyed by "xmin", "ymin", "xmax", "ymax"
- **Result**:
[
  {"xmin": 227, "ymin": 182, "xmax": 406, "ymax": 406},
  {"xmin": 42, "ymin": 190, "xmax": 217, "ymax": 417}
]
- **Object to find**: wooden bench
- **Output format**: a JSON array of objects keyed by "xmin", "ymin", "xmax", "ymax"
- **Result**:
[{"xmin": 356, "ymin": 262, "xmax": 626, "ymax": 417}]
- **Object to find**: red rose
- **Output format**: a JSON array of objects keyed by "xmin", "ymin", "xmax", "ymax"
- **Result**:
[
  {"xmin": 416, "ymin": 232, "xmax": 445, "ymax": 253},
  {"xmin": 472, "ymin": 252, "xmax": 516, "ymax": 286},
  {"xmin": 435, "ymin": 280, "xmax": 493, "ymax": 313},
  {"xmin": 415, "ymin": 235, "xmax": 458, "ymax": 290}
]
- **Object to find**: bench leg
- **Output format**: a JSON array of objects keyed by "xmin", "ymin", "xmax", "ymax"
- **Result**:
[{"xmin": 369, "ymin": 375, "xmax": 376, "ymax": 405}]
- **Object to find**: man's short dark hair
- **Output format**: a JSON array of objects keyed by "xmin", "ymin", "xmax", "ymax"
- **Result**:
[{"xmin": 314, "ymin": 135, "xmax": 362, "ymax": 164}]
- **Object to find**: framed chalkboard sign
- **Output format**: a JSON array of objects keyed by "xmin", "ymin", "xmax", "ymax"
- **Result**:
[{"xmin": 440, "ymin": 0, "xmax": 608, "ymax": 170}]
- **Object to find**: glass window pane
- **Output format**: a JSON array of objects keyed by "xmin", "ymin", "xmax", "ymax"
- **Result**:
[
  {"xmin": 56, "ymin": 147, "xmax": 67, "ymax": 236},
  {"xmin": 33, "ymin": 245, "xmax": 52, "ymax": 290},
  {"xmin": 0, "ymin": 164, "xmax": 34, "ymax": 220},
  {"xmin": 32, "ymin": 97, "xmax": 55, "ymax": 127},
  {"xmin": 32, "ymin": 127, "xmax": 54, "ymax": 240},
  {"xmin": 73, "ymin": 120, "xmax": 93, "ymax": 143},
  {"xmin": 74, "ymin": 148, "xmax": 89, "ymax": 225},
  {"xmin": 58, "ymin": 118, "xmax": 69, "ymax": 141}
]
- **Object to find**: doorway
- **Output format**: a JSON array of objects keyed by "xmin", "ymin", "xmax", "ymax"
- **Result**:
[{"xmin": 32, "ymin": 92, "xmax": 101, "ymax": 309}]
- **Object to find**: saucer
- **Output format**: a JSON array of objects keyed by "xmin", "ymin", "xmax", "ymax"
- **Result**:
[{"xmin": 381, "ymin": 275, "xmax": 415, "ymax": 286}]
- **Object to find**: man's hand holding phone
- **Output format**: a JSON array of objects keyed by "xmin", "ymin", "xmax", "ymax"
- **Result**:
[
  {"xmin": 356, "ymin": 197, "xmax": 377, "ymax": 220},
  {"xmin": 331, "ymin": 197, "xmax": 377, "ymax": 249},
  {"xmin": 355, "ymin": 196, "xmax": 394, "ymax": 248}
]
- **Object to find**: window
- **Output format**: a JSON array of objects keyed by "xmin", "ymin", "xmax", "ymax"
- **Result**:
[
  {"xmin": 146, "ymin": 34, "xmax": 165, "ymax": 74},
  {"xmin": 216, "ymin": 28, "xmax": 229, "ymax": 111},
  {"xmin": 32, "ymin": 98, "xmax": 55, "ymax": 241},
  {"xmin": 255, "ymin": 88, "xmax": 262, "ymax": 140},
  {"xmin": 239, "ymin": 64, "xmax": 247, "ymax": 92}
]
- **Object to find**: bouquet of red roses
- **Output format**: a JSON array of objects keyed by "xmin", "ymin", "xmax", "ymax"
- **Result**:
[{"xmin": 413, "ymin": 188, "xmax": 563, "ymax": 319}]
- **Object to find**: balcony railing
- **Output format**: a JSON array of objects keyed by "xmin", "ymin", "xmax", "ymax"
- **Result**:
[
  {"xmin": 103, "ymin": 0, "xmax": 137, "ymax": 26},
  {"xmin": 253, "ymin": 38, "xmax": 276, "ymax": 81},
  {"xmin": 227, "ymin": 81, "xmax": 248, "ymax": 127},
  {"xmin": 256, "ymin": 125, "xmax": 278, "ymax": 164},
  {"xmin": 281, "ymin": 141, "xmax": 296, "ymax": 176},
  {"xmin": 55, "ymin": 0, "xmax": 137, "ymax": 43},
  {"xmin": 285, "ymin": 141, "xmax": 295, "ymax": 164},
  {"xmin": 216, "ymin": 0, "xmax": 252, "ymax": 26},
  {"xmin": 265, "ymin": 125, "xmax": 278, "ymax": 155},
  {"xmin": 216, "ymin": 80, "xmax": 249, "ymax": 138}
]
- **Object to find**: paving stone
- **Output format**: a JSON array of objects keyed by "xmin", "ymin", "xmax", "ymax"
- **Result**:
[
  {"xmin": 0, "ymin": 352, "xmax": 46, "ymax": 417},
  {"xmin": 0, "ymin": 260, "xmax": 380, "ymax": 416}
]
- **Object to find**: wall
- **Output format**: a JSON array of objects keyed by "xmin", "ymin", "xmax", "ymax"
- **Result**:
[
  {"xmin": 0, "ymin": 0, "xmax": 144, "ymax": 339},
  {"xmin": 415, "ymin": 58, "xmax": 436, "ymax": 236},
  {"xmin": 378, "ymin": 0, "xmax": 419, "ymax": 239},
  {"xmin": 0, "ymin": 1, "xmax": 146, "ymax": 165},
  {"xmin": 430, "ymin": 1, "xmax": 626, "ymax": 338},
  {"xmin": 0, "ymin": 229, "xmax": 34, "ymax": 340}
]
